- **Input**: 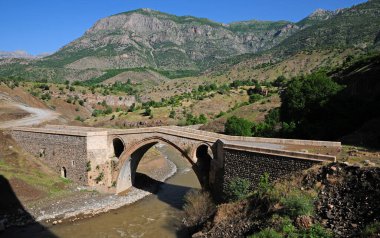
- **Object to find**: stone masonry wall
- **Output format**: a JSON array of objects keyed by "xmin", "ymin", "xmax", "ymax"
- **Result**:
[
  {"xmin": 11, "ymin": 131, "xmax": 88, "ymax": 185},
  {"xmin": 221, "ymin": 149, "xmax": 319, "ymax": 198}
]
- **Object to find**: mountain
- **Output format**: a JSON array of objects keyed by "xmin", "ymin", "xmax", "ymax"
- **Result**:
[
  {"xmin": 37, "ymin": 8, "xmax": 299, "ymax": 71},
  {"xmin": 296, "ymin": 8, "xmax": 339, "ymax": 28},
  {"xmin": 1, "ymin": 1, "xmax": 379, "ymax": 83},
  {"xmin": 274, "ymin": 0, "xmax": 380, "ymax": 55},
  {"xmin": 0, "ymin": 51, "xmax": 35, "ymax": 59},
  {"xmin": 0, "ymin": 50, "xmax": 51, "ymax": 59}
]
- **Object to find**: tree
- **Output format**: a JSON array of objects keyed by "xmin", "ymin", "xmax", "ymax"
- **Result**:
[
  {"xmin": 280, "ymin": 72, "xmax": 342, "ymax": 124},
  {"xmin": 273, "ymin": 75, "xmax": 287, "ymax": 87},
  {"xmin": 225, "ymin": 116, "xmax": 253, "ymax": 136}
]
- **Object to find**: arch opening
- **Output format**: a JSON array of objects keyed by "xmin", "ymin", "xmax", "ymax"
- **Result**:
[
  {"xmin": 115, "ymin": 138, "xmax": 206, "ymax": 195},
  {"xmin": 113, "ymin": 138, "xmax": 125, "ymax": 158},
  {"xmin": 61, "ymin": 167, "xmax": 67, "ymax": 178}
]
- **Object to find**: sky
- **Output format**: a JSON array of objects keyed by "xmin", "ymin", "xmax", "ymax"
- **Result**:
[{"xmin": 0, "ymin": 0, "xmax": 367, "ymax": 55}]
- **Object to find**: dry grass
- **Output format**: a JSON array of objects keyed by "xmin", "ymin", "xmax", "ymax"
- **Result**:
[{"xmin": 183, "ymin": 189, "xmax": 216, "ymax": 227}]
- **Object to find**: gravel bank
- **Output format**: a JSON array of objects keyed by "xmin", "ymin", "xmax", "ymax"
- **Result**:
[{"xmin": 29, "ymin": 158, "xmax": 177, "ymax": 224}]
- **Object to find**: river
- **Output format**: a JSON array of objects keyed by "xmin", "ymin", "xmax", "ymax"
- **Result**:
[{"xmin": 20, "ymin": 144, "xmax": 201, "ymax": 238}]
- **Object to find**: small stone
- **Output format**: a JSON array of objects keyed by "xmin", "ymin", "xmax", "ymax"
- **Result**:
[
  {"xmin": 58, "ymin": 220, "xmax": 62, "ymax": 223},
  {"xmin": 52, "ymin": 221, "xmax": 57, "ymax": 225},
  {"xmin": 8, "ymin": 146, "xmax": 13, "ymax": 149},
  {"xmin": 364, "ymin": 160, "xmax": 376, "ymax": 166},
  {"xmin": 331, "ymin": 166, "xmax": 337, "ymax": 171}
]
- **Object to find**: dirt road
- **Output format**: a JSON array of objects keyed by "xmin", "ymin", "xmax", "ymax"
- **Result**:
[{"xmin": 0, "ymin": 93, "xmax": 60, "ymax": 128}]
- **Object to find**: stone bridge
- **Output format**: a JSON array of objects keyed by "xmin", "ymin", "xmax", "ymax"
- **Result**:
[{"xmin": 10, "ymin": 125, "xmax": 340, "ymax": 200}]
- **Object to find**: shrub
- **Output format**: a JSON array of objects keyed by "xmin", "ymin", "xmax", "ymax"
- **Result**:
[
  {"xmin": 75, "ymin": 116, "xmax": 83, "ymax": 122},
  {"xmin": 144, "ymin": 107, "xmax": 152, "ymax": 117},
  {"xmin": 40, "ymin": 92, "xmax": 51, "ymax": 101},
  {"xmin": 104, "ymin": 106, "xmax": 113, "ymax": 114},
  {"xmin": 216, "ymin": 111, "xmax": 226, "ymax": 118},
  {"xmin": 169, "ymin": 109, "xmax": 176, "ymax": 119},
  {"xmin": 95, "ymin": 172, "xmax": 104, "ymax": 183},
  {"xmin": 249, "ymin": 94, "xmax": 263, "ymax": 103},
  {"xmin": 86, "ymin": 161, "xmax": 91, "ymax": 172},
  {"xmin": 301, "ymin": 224, "xmax": 332, "ymax": 238},
  {"xmin": 281, "ymin": 191, "xmax": 315, "ymax": 218},
  {"xmin": 198, "ymin": 114, "xmax": 207, "ymax": 124},
  {"xmin": 225, "ymin": 177, "xmax": 251, "ymax": 201},
  {"xmin": 183, "ymin": 190, "xmax": 215, "ymax": 228},
  {"xmin": 360, "ymin": 222, "xmax": 380, "ymax": 237},
  {"xmin": 249, "ymin": 228, "xmax": 282, "ymax": 238},
  {"xmin": 225, "ymin": 116, "xmax": 253, "ymax": 136},
  {"xmin": 257, "ymin": 172, "xmax": 273, "ymax": 197}
]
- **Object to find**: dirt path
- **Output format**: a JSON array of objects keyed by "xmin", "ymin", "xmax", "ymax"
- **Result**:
[{"xmin": 0, "ymin": 93, "xmax": 60, "ymax": 128}]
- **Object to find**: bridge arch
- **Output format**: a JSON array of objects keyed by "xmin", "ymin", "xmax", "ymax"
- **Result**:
[{"xmin": 114, "ymin": 136, "xmax": 211, "ymax": 194}]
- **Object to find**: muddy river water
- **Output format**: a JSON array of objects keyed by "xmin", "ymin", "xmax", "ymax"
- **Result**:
[{"xmin": 50, "ymin": 145, "xmax": 200, "ymax": 238}]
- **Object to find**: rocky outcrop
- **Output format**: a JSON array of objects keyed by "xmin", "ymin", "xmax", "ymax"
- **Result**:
[{"xmin": 303, "ymin": 163, "xmax": 380, "ymax": 237}]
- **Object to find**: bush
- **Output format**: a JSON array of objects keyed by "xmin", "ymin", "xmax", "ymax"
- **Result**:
[
  {"xmin": 104, "ymin": 106, "xmax": 113, "ymax": 115},
  {"xmin": 86, "ymin": 161, "xmax": 91, "ymax": 172},
  {"xmin": 183, "ymin": 190, "xmax": 216, "ymax": 228},
  {"xmin": 281, "ymin": 191, "xmax": 315, "ymax": 218},
  {"xmin": 225, "ymin": 116, "xmax": 253, "ymax": 136},
  {"xmin": 169, "ymin": 109, "xmax": 176, "ymax": 119},
  {"xmin": 257, "ymin": 172, "xmax": 273, "ymax": 197},
  {"xmin": 225, "ymin": 177, "xmax": 251, "ymax": 201},
  {"xmin": 249, "ymin": 94, "xmax": 263, "ymax": 103},
  {"xmin": 360, "ymin": 222, "xmax": 380, "ymax": 237},
  {"xmin": 95, "ymin": 172, "xmax": 104, "ymax": 183},
  {"xmin": 75, "ymin": 116, "xmax": 83, "ymax": 122},
  {"xmin": 249, "ymin": 228, "xmax": 282, "ymax": 238},
  {"xmin": 144, "ymin": 107, "xmax": 152, "ymax": 117},
  {"xmin": 301, "ymin": 224, "xmax": 332, "ymax": 238},
  {"xmin": 216, "ymin": 111, "xmax": 226, "ymax": 118}
]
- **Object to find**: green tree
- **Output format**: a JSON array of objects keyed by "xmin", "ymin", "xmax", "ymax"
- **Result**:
[
  {"xmin": 280, "ymin": 72, "xmax": 342, "ymax": 125},
  {"xmin": 225, "ymin": 116, "xmax": 253, "ymax": 136}
]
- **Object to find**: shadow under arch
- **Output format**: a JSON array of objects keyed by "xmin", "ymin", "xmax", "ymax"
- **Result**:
[
  {"xmin": 193, "ymin": 143, "xmax": 214, "ymax": 190},
  {"xmin": 112, "ymin": 137, "xmax": 125, "ymax": 158},
  {"xmin": 0, "ymin": 175, "xmax": 57, "ymax": 238},
  {"xmin": 115, "ymin": 136, "xmax": 207, "ymax": 194}
]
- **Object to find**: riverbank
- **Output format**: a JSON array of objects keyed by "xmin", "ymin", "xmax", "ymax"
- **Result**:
[{"xmin": 37, "ymin": 155, "xmax": 177, "ymax": 225}]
